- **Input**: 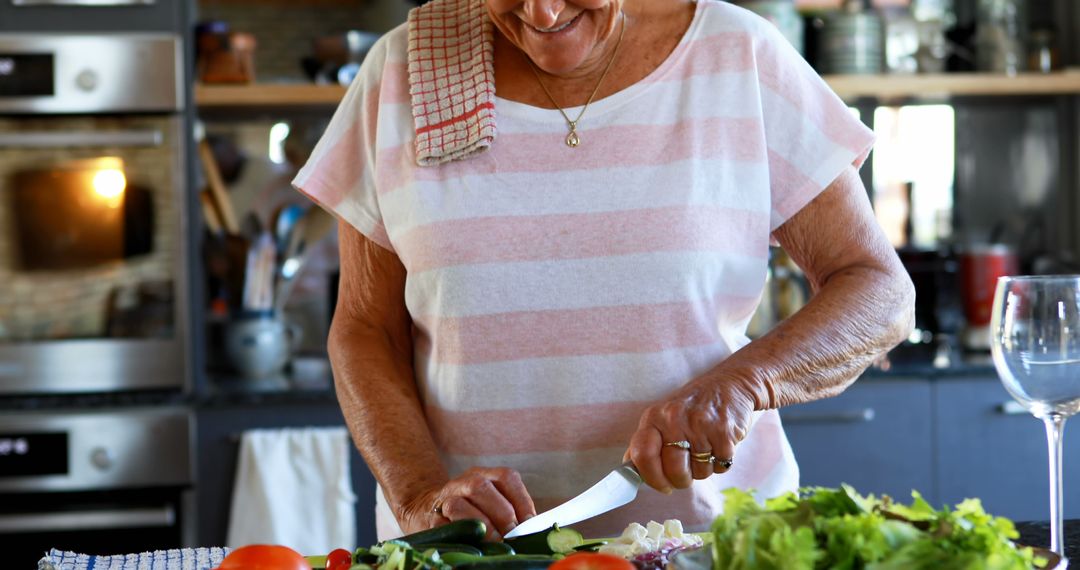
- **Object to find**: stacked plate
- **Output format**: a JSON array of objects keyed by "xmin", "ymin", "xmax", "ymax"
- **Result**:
[{"xmin": 818, "ymin": 6, "xmax": 883, "ymax": 75}]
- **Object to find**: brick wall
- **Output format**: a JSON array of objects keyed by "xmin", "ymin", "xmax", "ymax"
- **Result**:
[{"xmin": 0, "ymin": 116, "xmax": 179, "ymax": 341}]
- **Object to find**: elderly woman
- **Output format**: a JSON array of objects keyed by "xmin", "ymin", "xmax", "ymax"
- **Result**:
[{"xmin": 293, "ymin": 0, "xmax": 915, "ymax": 542}]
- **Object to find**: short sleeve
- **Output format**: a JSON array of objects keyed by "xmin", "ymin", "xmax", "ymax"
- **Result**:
[
  {"xmin": 292, "ymin": 36, "xmax": 395, "ymax": 252},
  {"xmin": 752, "ymin": 19, "xmax": 876, "ymax": 233}
]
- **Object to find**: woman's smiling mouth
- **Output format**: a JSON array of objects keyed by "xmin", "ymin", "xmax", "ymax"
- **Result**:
[{"xmin": 528, "ymin": 11, "xmax": 582, "ymax": 34}]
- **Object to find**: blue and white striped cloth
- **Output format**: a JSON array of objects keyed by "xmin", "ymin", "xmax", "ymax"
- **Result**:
[{"xmin": 37, "ymin": 547, "xmax": 229, "ymax": 570}]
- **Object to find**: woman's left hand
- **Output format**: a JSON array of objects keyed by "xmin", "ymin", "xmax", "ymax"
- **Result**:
[{"xmin": 624, "ymin": 374, "xmax": 765, "ymax": 492}]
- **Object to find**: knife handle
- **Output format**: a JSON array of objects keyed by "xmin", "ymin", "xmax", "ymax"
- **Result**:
[{"xmin": 621, "ymin": 461, "xmax": 640, "ymax": 476}]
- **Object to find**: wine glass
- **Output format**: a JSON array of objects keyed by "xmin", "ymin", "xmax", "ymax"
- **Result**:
[{"xmin": 991, "ymin": 275, "xmax": 1080, "ymax": 557}]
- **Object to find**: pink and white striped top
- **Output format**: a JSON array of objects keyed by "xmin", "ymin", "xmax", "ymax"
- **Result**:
[{"xmin": 294, "ymin": 0, "xmax": 874, "ymax": 540}]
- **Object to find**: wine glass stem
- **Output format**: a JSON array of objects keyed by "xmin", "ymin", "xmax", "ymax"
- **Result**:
[{"xmin": 1043, "ymin": 413, "xmax": 1067, "ymax": 556}]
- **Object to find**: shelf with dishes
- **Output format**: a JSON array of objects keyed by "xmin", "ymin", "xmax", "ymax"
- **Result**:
[{"xmin": 193, "ymin": 71, "xmax": 1080, "ymax": 109}]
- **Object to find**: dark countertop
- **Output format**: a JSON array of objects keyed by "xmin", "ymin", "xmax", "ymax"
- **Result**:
[
  {"xmin": 198, "ymin": 355, "xmax": 338, "ymax": 407},
  {"xmin": 1014, "ymin": 520, "xmax": 1079, "ymax": 562},
  {"xmin": 0, "ymin": 347, "xmax": 1000, "ymax": 412},
  {"xmin": 0, "ymin": 358, "xmax": 339, "ymax": 411},
  {"xmin": 862, "ymin": 342, "xmax": 998, "ymax": 379}
]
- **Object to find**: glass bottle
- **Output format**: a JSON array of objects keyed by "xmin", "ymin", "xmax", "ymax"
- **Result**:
[{"xmin": 974, "ymin": 0, "xmax": 1027, "ymax": 74}]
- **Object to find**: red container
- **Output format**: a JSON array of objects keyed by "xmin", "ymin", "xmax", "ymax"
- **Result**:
[{"xmin": 959, "ymin": 244, "xmax": 1019, "ymax": 328}]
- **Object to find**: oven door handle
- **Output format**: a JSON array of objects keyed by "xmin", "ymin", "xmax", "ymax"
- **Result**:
[
  {"xmin": 0, "ymin": 506, "xmax": 175, "ymax": 533},
  {"xmin": 13, "ymin": 1, "xmax": 157, "ymax": 5},
  {"xmin": 0, "ymin": 129, "xmax": 164, "ymax": 148}
]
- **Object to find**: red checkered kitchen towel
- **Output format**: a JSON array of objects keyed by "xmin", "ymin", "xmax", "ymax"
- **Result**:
[{"xmin": 408, "ymin": 0, "xmax": 497, "ymax": 166}]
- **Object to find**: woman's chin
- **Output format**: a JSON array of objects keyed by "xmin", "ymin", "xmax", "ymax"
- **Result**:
[
  {"xmin": 518, "ymin": 19, "xmax": 598, "ymax": 75},
  {"xmin": 521, "ymin": 39, "xmax": 592, "ymax": 76}
]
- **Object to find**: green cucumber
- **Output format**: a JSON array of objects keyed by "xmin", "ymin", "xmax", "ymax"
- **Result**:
[
  {"xmin": 505, "ymin": 525, "xmax": 584, "ymax": 554},
  {"xmin": 455, "ymin": 556, "xmax": 555, "ymax": 570},
  {"xmin": 424, "ymin": 544, "xmax": 485, "ymax": 556},
  {"xmin": 480, "ymin": 542, "xmax": 515, "ymax": 556},
  {"xmin": 437, "ymin": 552, "xmax": 481, "ymax": 567},
  {"xmin": 397, "ymin": 519, "xmax": 488, "ymax": 546},
  {"xmin": 440, "ymin": 552, "xmax": 552, "ymax": 565},
  {"xmin": 439, "ymin": 553, "xmax": 554, "ymax": 568}
]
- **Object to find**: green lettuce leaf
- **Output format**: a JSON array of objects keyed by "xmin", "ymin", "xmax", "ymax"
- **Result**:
[{"xmin": 711, "ymin": 486, "xmax": 1037, "ymax": 570}]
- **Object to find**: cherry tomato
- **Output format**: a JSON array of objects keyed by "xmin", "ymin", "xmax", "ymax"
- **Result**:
[
  {"xmin": 216, "ymin": 544, "xmax": 313, "ymax": 570},
  {"xmin": 549, "ymin": 553, "xmax": 635, "ymax": 570},
  {"xmin": 326, "ymin": 548, "xmax": 353, "ymax": 570}
]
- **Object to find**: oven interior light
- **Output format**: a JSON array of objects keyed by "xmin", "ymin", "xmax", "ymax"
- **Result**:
[{"xmin": 92, "ymin": 168, "xmax": 127, "ymax": 207}]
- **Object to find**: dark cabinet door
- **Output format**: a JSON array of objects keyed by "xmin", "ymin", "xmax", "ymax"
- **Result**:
[
  {"xmin": 779, "ymin": 379, "xmax": 935, "ymax": 503},
  {"xmin": 195, "ymin": 402, "xmax": 378, "ymax": 548},
  {"xmin": 934, "ymin": 378, "xmax": 1080, "ymax": 522}
]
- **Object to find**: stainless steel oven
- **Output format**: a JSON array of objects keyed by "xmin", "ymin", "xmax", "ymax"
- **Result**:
[
  {"xmin": 0, "ymin": 407, "xmax": 192, "ymax": 568},
  {"xmin": 0, "ymin": 33, "xmax": 191, "ymax": 395},
  {"xmin": 0, "ymin": 0, "xmax": 182, "ymax": 34}
]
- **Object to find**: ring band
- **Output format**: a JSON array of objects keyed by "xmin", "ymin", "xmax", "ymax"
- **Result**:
[
  {"xmin": 663, "ymin": 440, "xmax": 691, "ymax": 450},
  {"xmin": 716, "ymin": 458, "xmax": 734, "ymax": 469},
  {"xmin": 432, "ymin": 503, "xmax": 443, "ymax": 516},
  {"xmin": 691, "ymin": 451, "xmax": 713, "ymax": 460},
  {"xmin": 692, "ymin": 455, "xmax": 715, "ymax": 464}
]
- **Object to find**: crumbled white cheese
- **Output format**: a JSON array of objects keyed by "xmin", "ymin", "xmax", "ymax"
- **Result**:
[
  {"xmin": 598, "ymin": 519, "xmax": 704, "ymax": 559},
  {"xmin": 645, "ymin": 521, "xmax": 665, "ymax": 542},
  {"xmin": 663, "ymin": 519, "xmax": 686, "ymax": 540}
]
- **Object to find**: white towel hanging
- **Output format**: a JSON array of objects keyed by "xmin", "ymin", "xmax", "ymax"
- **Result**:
[{"xmin": 226, "ymin": 427, "xmax": 357, "ymax": 554}]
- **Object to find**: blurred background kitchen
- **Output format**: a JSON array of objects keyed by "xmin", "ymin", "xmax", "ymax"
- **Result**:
[{"xmin": 2, "ymin": 0, "xmax": 1080, "ymax": 565}]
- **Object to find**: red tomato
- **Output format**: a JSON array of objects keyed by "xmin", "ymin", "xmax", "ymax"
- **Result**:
[
  {"xmin": 326, "ymin": 548, "xmax": 352, "ymax": 570},
  {"xmin": 216, "ymin": 544, "xmax": 313, "ymax": 570},
  {"xmin": 550, "ymin": 553, "xmax": 635, "ymax": 570}
]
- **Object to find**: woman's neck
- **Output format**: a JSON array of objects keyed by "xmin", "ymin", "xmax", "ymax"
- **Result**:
[{"xmin": 492, "ymin": 0, "xmax": 695, "ymax": 109}]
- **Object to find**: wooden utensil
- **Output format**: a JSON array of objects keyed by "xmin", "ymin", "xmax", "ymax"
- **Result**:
[
  {"xmin": 199, "ymin": 188, "xmax": 224, "ymax": 235},
  {"xmin": 195, "ymin": 121, "xmax": 240, "ymax": 235}
]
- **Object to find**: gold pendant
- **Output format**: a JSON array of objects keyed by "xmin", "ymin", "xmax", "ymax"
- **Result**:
[{"xmin": 565, "ymin": 121, "xmax": 580, "ymax": 148}]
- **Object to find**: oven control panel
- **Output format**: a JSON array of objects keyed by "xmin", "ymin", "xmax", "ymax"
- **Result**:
[
  {"xmin": 0, "ymin": 408, "xmax": 191, "ymax": 491},
  {"xmin": 0, "ymin": 33, "xmax": 182, "ymax": 114}
]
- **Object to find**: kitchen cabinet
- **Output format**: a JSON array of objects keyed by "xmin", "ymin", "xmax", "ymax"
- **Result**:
[
  {"xmin": 194, "ymin": 401, "xmax": 378, "ymax": 548},
  {"xmin": 779, "ymin": 378, "xmax": 936, "ymax": 503},
  {"xmin": 934, "ymin": 377, "xmax": 1080, "ymax": 522}
]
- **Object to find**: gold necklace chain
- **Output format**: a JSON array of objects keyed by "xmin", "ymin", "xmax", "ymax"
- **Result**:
[{"xmin": 525, "ymin": 13, "xmax": 626, "ymax": 148}]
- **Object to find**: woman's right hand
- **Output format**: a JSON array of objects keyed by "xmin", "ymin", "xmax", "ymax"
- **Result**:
[{"xmin": 397, "ymin": 467, "xmax": 537, "ymax": 540}]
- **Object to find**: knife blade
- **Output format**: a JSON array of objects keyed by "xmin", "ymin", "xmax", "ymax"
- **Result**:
[{"xmin": 503, "ymin": 462, "xmax": 642, "ymax": 539}]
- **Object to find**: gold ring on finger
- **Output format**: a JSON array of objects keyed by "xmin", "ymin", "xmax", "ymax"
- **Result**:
[
  {"xmin": 692, "ymin": 455, "xmax": 715, "ymax": 464},
  {"xmin": 715, "ymin": 458, "xmax": 734, "ymax": 469},
  {"xmin": 432, "ymin": 502, "xmax": 444, "ymax": 515},
  {"xmin": 691, "ymin": 451, "xmax": 713, "ymax": 460},
  {"xmin": 663, "ymin": 440, "xmax": 691, "ymax": 450}
]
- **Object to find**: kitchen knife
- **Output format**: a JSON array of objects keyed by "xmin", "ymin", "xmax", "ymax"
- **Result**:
[{"xmin": 503, "ymin": 462, "xmax": 642, "ymax": 539}]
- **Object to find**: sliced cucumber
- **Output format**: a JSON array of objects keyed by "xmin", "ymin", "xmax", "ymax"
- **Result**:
[
  {"xmin": 397, "ymin": 519, "xmax": 488, "ymax": 547},
  {"xmin": 505, "ymin": 524, "xmax": 584, "ymax": 555}
]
